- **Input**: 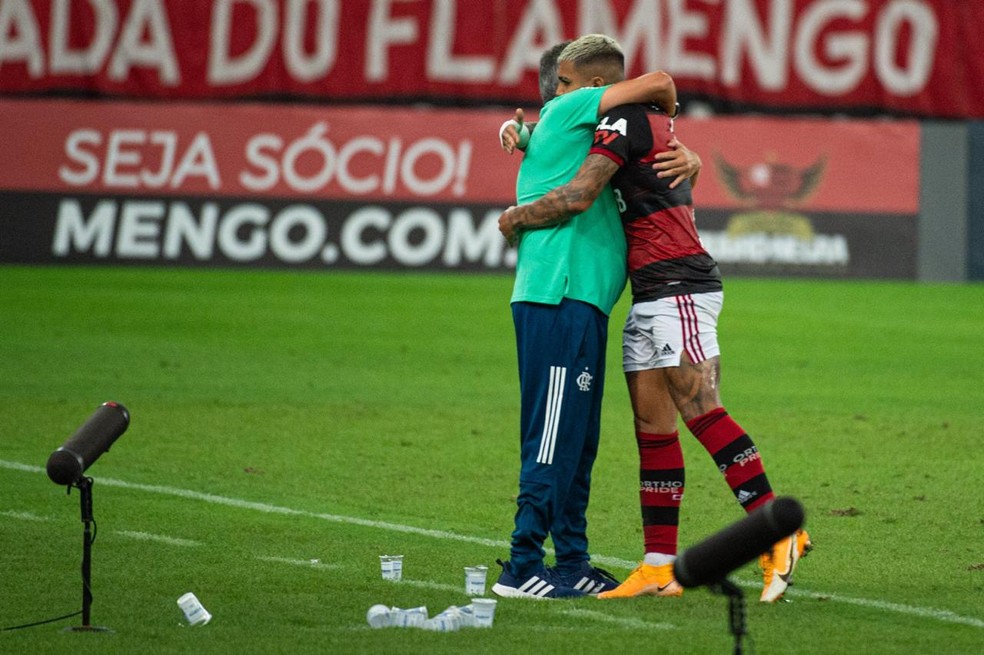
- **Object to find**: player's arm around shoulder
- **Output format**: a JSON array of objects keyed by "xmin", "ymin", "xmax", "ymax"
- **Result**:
[
  {"xmin": 498, "ymin": 154, "xmax": 619, "ymax": 246},
  {"xmin": 598, "ymin": 71, "xmax": 676, "ymax": 117}
]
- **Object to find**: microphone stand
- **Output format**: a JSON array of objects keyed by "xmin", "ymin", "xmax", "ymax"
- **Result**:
[
  {"xmin": 710, "ymin": 578, "xmax": 747, "ymax": 655},
  {"xmin": 66, "ymin": 477, "xmax": 111, "ymax": 633}
]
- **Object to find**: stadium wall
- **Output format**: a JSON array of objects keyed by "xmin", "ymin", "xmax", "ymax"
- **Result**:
[
  {"xmin": 0, "ymin": 97, "xmax": 932, "ymax": 280},
  {"xmin": 919, "ymin": 123, "xmax": 968, "ymax": 283},
  {"xmin": 1, "ymin": 0, "xmax": 980, "ymax": 281}
]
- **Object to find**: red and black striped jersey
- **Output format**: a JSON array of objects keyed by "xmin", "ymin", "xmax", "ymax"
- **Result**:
[{"xmin": 589, "ymin": 104, "xmax": 722, "ymax": 303}]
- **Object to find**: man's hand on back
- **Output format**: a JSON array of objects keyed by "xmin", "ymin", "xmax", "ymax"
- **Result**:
[{"xmin": 653, "ymin": 137, "xmax": 702, "ymax": 189}]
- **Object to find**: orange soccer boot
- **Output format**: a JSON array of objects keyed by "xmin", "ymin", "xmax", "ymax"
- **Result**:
[
  {"xmin": 760, "ymin": 529, "xmax": 813, "ymax": 602},
  {"xmin": 597, "ymin": 563, "xmax": 683, "ymax": 599}
]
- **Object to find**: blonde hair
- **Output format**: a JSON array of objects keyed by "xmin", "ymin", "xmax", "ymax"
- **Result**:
[
  {"xmin": 558, "ymin": 34, "xmax": 625, "ymax": 78},
  {"xmin": 558, "ymin": 34, "xmax": 625, "ymax": 66},
  {"xmin": 557, "ymin": 34, "xmax": 625, "ymax": 84}
]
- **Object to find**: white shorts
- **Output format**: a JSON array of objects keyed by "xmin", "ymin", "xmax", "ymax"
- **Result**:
[{"xmin": 622, "ymin": 292, "xmax": 723, "ymax": 372}]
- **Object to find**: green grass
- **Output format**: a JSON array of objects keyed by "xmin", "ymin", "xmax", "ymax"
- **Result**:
[{"xmin": 1, "ymin": 265, "xmax": 982, "ymax": 654}]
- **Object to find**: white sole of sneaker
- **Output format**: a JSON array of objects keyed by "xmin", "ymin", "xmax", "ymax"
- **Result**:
[
  {"xmin": 491, "ymin": 582, "xmax": 553, "ymax": 599},
  {"xmin": 492, "ymin": 579, "xmax": 588, "ymax": 600}
]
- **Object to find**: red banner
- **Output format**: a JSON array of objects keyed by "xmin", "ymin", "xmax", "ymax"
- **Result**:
[
  {"xmin": 0, "ymin": 98, "xmax": 918, "ymax": 211},
  {"xmin": 0, "ymin": 98, "xmax": 520, "ymax": 202},
  {"xmin": 0, "ymin": 97, "xmax": 920, "ymax": 277},
  {"xmin": 0, "ymin": 0, "xmax": 980, "ymax": 119}
]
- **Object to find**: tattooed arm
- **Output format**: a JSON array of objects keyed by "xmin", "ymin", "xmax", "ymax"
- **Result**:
[{"xmin": 499, "ymin": 154, "xmax": 619, "ymax": 245}]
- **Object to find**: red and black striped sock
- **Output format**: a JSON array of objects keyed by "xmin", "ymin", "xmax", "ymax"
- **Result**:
[
  {"xmin": 687, "ymin": 407, "xmax": 775, "ymax": 512},
  {"xmin": 637, "ymin": 430, "xmax": 685, "ymax": 555}
]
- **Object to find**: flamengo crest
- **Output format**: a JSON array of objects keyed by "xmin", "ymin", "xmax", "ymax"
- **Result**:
[{"xmin": 576, "ymin": 369, "xmax": 593, "ymax": 392}]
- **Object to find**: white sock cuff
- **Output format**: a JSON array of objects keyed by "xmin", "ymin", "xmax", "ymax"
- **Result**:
[{"xmin": 643, "ymin": 552, "xmax": 676, "ymax": 566}]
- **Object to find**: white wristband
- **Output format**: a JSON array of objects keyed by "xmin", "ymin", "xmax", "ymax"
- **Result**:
[{"xmin": 498, "ymin": 119, "xmax": 530, "ymax": 149}]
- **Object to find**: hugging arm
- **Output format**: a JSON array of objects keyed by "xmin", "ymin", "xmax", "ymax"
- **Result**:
[
  {"xmin": 498, "ymin": 154, "xmax": 619, "ymax": 245},
  {"xmin": 500, "ymin": 108, "xmax": 539, "ymax": 155},
  {"xmin": 654, "ymin": 137, "xmax": 701, "ymax": 189},
  {"xmin": 599, "ymin": 71, "xmax": 676, "ymax": 116}
]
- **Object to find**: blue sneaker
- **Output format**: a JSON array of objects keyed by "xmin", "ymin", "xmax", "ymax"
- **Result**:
[
  {"xmin": 553, "ymin": 561, "xmax": 621, "ymax": 595},
  {"xmin": 491, "ymin": 559, "xmax": 586, "ymax": 599}
]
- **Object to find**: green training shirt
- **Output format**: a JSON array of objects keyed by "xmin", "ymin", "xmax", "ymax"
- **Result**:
[{"xmin": 512, "ymin": 86, "xmax": 627, "ymax": 316}]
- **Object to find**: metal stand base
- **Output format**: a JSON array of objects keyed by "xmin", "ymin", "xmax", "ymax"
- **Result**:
[
  {"xmin": 67, "ymin": 477, "xmax": 110, "ymax": 633},
  {"xmin": 63, "ymin": 625, "xmax": 114, "ymax": 633}
]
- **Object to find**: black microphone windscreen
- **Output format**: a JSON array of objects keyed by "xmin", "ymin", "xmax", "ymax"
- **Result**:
[
  {"xmin": 46, "ymin": 449, "xmax": 85, "ymax": 486},
  {"xmin": 46, "ymin": 402, "xmax": 130, "ymax": 485},
  {"xmin": 673, "ymin": 497, "xmax": 804, "ymax": 588}
]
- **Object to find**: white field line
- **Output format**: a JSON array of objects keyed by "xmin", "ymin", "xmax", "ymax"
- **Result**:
[
  {"xmin": 0, "ymin": 509, "xmax": 51, "ymax": 522},
  {"xmin": 386, "ymin": 578, "xmax": 462, "ymax": 593},
  {"xmin": 558, "ymin": 607, "xmax": 675, "ymax": 631},
  {"xmin": 3, "ymin": 459, "xmax": 982, "ymax": 630},
  {"xmin": 114, "ymin": 530, "xmax": 202, "ymax": 547},
  {"xmin": 255, "ymin": 555, "xmax": 341, "ymax": 570}
]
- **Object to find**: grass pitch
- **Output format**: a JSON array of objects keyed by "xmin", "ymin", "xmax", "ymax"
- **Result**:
[{"xmin": 1, "ymin": 265, "xmax": 982, "ymax": 654}]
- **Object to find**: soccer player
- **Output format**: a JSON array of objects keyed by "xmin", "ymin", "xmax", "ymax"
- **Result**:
[
  {"xmin": 491, "ymin": 35, "xmax": 679, "ymax": 599},
  {"xmin": 497, "ymin": 43, "xmax": 812, "ymax": 603}
]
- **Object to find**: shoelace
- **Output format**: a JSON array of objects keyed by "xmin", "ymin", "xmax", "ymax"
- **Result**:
[{"xmin": 590, "ymin": 566, "xmax": 619, "ymax": 583}]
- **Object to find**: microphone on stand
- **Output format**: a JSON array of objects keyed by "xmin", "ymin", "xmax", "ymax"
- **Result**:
[{"xmin": 46, "ymin": 402, "xmax": 130, "ymax": 486}]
